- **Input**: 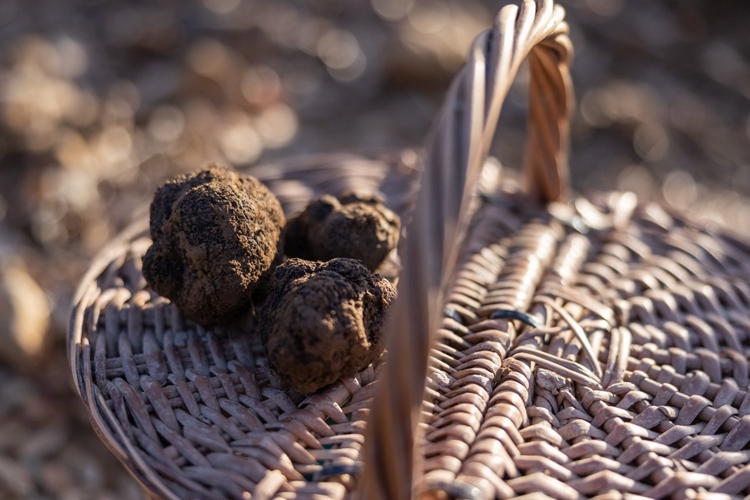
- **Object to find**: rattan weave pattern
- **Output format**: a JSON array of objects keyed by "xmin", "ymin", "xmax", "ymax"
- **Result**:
[
  {"xmin": 68, "ymin": 152, "xmax": 421, "ymax": 500},
  {"xmin": 360, "ymin": 1, "xmax": 575, "ymax": 496},
  {"xmin": 417, "ymin": 189, "xmax": 750, "ymax": 498},
  {"xmin": 359, "ymin": 0, "xmax": 750, "ymax": 497},
  {"xmin": 69, "ymin": 0, "xmax": 750, "ymax": 498}
]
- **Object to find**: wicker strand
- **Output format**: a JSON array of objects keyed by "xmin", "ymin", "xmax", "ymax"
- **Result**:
[{"xmin": 358, "ymin": 1, "xmax": 573, "ymax": 498}]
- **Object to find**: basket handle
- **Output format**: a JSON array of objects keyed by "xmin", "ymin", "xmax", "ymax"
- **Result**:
[{"xmin": 358, "ymin": 1, "xmax": 573, "ymax": 498}]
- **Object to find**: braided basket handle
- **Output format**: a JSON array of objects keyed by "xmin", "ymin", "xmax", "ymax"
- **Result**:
[{"xmin": 358, "ymin": 1, "xmax": 573, "ymax": 498}]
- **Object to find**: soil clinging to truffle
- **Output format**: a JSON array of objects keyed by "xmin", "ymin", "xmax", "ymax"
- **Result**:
[
  {"xmin": 143, "ymin": 165, "xmax": 285, "ymax": 326},
  {"xmin": 283, "ymin": 192, "xmax": 400, "ymax": 271},
  {"xmin": 260, "ymin": 258, "xmax": 396, "ymax": 394}
]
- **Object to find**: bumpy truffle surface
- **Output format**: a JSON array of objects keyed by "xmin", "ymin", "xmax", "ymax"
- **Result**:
[
  {"xmin": 260, "ymin": 258, "xmax": 396, "ymax": 394},
  {"xmin": 143, "ymin": 165, "xmax": 285, "ymax": 326},
  {"xmin": 283, "ymin": 192, "xmax": 400, "ymax": 271}
]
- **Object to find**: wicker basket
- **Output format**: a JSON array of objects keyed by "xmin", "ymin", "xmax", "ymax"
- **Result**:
[{"xmin": 69, "ymin": 1, "xmax": 750, "ymax": 498}]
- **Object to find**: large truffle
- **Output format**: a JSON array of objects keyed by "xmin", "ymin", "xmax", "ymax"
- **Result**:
[
  {"xmin": 143, "ymin": 166, "xmax": 285, "ymax": 326},
  {"xmin": 283, "ymin": 192, "xmax": 400, "ymax": 271},
  {"xmin": 260, "ymin": 258, "xmax": 396, "ymax": 394}
]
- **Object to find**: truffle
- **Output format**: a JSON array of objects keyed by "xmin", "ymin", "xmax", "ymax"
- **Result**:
[
  {"xmin": 260, "ymin": 258, "xmax": 396, "ymax": 394},
  {"xmin": 283, "ymin": 192, "xmax": 400, "ymax": 271},
  {"xmin": 143, "ymin": 166, "xmax": 285, "ymax": 326}
]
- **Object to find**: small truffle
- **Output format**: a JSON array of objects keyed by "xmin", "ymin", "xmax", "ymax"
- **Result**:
[
  {"xmin": 260, "ymin": 258, "xmax": 396, "ymax": 394},
  {"xmin": 143, "ymin": 166, "xmax": 285, "ymax": 326},
  {"xmin": 283, "ymin": 192, "xmax": 400, "ymax": 271}
]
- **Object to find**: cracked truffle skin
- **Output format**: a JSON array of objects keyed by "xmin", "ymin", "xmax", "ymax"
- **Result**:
[
  {"xmin": 143, "ymin": 166, "xmax": 285, "ymax": 326},
  {"xmin": 283, "ymin": 193, "xmax": 400, "ymax": 272},
  {"xmin": 260, "ymin": 258, "xmax": 396, "ymax": 394}
]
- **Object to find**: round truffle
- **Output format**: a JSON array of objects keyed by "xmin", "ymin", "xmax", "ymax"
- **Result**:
[
  {"xmin": 283, "ymin": 192, "xmax": 400, "ymax": 271},
  {"xmin": 260, "ymin": 258, "xmax": 396, "ymax": 394},
  {"xmin": 143, "ymin": 165, "xmax": 285, "ymax": 326}
]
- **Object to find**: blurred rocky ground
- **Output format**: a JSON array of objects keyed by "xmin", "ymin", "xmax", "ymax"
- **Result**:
[{"xmin": 0, "ymin": 0, "xmax": 747, "ymax": 497}]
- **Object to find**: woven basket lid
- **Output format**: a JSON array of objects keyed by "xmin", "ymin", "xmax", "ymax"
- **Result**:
[{"xmin": 69, "ymin": 1, "xmax": 750, "ymax": 499}]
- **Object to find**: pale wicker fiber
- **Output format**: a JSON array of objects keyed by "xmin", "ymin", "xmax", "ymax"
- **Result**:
[{"xmin": 70, "ymin": 1, "xmax": 750, "ymax": 499}]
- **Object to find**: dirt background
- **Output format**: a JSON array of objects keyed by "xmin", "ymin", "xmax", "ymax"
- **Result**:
[{"xmin": 0, "ymin": 0, "xmax": 747, "ymax": 498}]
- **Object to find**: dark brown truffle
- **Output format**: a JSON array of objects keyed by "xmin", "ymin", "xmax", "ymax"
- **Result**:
[
  {"xmin": 283, "ymin": 192, "xmax": 400, "ymax": 271},
  {"xmin": 260, "ymin": 258, "xmax": 396, "ymax": 394},
  {"xmin": 143, "ymin": 165, "xmax": 285, "ymax": 326}
]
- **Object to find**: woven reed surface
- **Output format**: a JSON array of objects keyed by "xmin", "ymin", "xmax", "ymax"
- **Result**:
[
  {"xmin": 419, "ymin": 185, "xmax": 750, "ymax": 499},
  {"xmin": 68, "ymin": 152, "xmax": 420, "ymax": 500},
  {"xmin": 71, "ymin": 160, "xmax": 750, "ymax": 499},
  {"xmin": 360, "ymin": 2, "xmax": 574, "ymax": 496},
  {"xmin": 69, "ymin": 0, "xmax": 750, "ymax": 497}
]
